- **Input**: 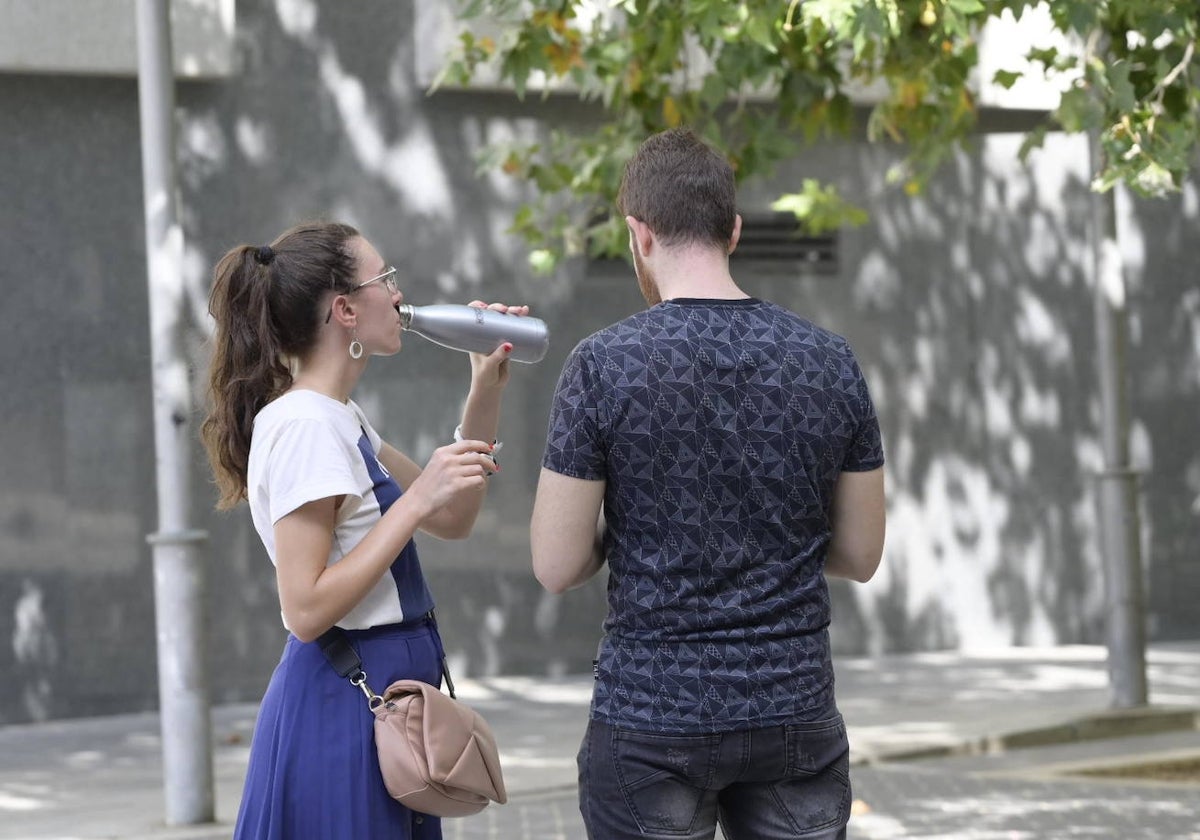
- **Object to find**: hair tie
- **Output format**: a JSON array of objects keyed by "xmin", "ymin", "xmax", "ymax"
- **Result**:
[{"xmin": 254, "ymin": 245, "xmax": 275, "ymax": 266}]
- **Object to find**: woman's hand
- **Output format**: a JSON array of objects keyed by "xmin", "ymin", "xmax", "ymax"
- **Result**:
[
  {"xmin": 467, "ymin": 301, "xmax": 530, "ymax": 317},
  {"xmin": 403, "ymin": 439, "xmax": 498, "ymax": 521},
  {"xmin": 466, "ymin": 300, "xmax": 531, "ymax": 390}
]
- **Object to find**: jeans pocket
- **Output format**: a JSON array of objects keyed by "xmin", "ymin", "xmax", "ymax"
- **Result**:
[
  {"xmin": 775, "ymin": 716, "xmax": 851, "ymax": 835},
  {"xmin": 784, "ymin": 715, "xmax": 849, "ymax": 776},
  {"xmin": 611, "ymin": 729, "xmax": 718, "ymax": 836}
]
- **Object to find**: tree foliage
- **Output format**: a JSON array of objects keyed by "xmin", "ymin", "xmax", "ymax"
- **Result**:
[{"xmin": 438, "ymin": 0, "xmax": 1200, "ymax": 272}]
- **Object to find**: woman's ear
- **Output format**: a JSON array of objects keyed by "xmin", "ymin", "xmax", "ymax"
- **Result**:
[{"xmin": 329, "ymin": 294, "xmax": 357, "ymax": 328}]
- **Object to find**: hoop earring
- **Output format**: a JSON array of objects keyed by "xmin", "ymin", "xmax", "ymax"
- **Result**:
[{"xmin": 349, "ymin": 334, "xmax": 364, "ymax": 360}]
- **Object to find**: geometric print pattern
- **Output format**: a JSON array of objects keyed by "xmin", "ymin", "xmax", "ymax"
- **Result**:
[{"xmin": 543, "ymin": 298, "xmax": 884, "ymax": 733}]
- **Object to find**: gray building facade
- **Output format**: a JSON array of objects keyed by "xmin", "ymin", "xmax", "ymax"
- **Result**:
[{"xmin": 1, "ymin": 1, "xmax": 1197, "ymax": 726}]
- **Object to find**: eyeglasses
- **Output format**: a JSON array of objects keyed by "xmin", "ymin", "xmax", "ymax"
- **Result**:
[
  {"xmin": 356, "ymin": 266, "xmax": 399, "ymax": 295},
  {"xmin": 325, "ymin": 266, "xmax": 399, "ymax": 323}
]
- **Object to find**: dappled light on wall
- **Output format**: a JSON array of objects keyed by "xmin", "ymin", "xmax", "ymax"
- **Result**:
[{"xmin": 828, "ymin": 132, "xmax": 1125, "ymax": 654}]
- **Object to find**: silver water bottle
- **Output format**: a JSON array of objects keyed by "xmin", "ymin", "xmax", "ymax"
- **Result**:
[{"xmin": 397, "ymin": 304, "xmax": 550, "ymax": 364}]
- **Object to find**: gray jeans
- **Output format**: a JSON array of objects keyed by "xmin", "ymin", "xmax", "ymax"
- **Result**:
[{"xmin": 577, "ymin": 716, "xmax": 851, "ymax": 840}]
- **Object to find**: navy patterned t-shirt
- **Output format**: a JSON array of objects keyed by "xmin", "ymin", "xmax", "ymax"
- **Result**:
[{"xmin": 543, "ymin": 298, "xmax": 884, "ymax": 733}]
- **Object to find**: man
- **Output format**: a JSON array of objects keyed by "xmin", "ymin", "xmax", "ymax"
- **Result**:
[{"xmin": 531, "ymin": 127, "xmax": 885, "ymax": 840}]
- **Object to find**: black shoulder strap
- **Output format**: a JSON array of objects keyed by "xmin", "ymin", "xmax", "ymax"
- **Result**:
[
  {"xmin": 427, "ymin": 610, "xmax": 457, "ymax": 698},
  {"xmin": 316, "ymin": 618, "xmax": 458, "ymax": 699},
  {"xmin": 316, "ymin": 626, "xmax": 365, "ymax": 680}
]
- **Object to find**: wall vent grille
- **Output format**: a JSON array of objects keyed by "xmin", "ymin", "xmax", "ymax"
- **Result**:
[{"xmin": 733, "ymin": 213, "xmax": 839, "ymax": 274}]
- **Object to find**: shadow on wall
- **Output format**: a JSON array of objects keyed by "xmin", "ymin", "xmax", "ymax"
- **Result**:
[
  {"xmin": 856, "ymin": 133, "xmax": 1114, "ymax": 655},
  {"xmin": 838, "ymin": 138, "xmax": 1193, "ymax": 654},
  {"xmin": 742, "ymin": 131, "xmax": 1151, "ymax": 656},
  {"xmin": 1124, "ymin": 180, "xmax": 1200, "ymax": 641}
]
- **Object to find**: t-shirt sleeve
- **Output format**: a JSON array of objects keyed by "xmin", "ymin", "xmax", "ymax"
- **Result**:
[
  {"xmin": 842, "ymin": 351, "xmax": 885, "ymax": 472},
  {"xmin": 542, "ymin": 341, "xmax": 606, "ymax": 480},
  {"xmin": 265, "ymin": 418, "xmax": 362, "ymax": 524}
]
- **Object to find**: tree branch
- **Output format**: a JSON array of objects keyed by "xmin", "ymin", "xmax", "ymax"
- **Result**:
[{"xmin": 1150, "ymin": 39, "xmax": 1196, "ymax": 105}]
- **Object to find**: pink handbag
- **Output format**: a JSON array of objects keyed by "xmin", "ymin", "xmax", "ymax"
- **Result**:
[
  {"xmin": 372, "ymin": 679, "xmax": 507, "ymax": 817},
  {"xmin": 318, "ymin": 620, "xmax": 507, "ymax": 818}
]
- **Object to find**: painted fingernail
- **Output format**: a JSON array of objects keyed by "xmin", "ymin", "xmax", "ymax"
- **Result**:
[{"xmin": 503, "ymin": 343, "xmax": 513, "ymax": 353}]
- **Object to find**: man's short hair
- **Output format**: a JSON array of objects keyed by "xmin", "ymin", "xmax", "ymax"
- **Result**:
[{"xmin": 617, "ymin": 127, "xmax": 737, "ymax": 250}]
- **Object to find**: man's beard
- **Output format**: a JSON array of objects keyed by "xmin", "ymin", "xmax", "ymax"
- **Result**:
[{"xmin": 633, "ymin": 248, "xmax": 661, "ymax": 306}]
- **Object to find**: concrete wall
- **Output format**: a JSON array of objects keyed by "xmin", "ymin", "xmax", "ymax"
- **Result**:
[{"xmin": 1, "ymin": 0, "xmax": 1196, "ymax": 725}]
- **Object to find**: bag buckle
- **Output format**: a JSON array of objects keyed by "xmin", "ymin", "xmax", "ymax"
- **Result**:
[{"xmin": 350, "ymin": 669, "xmax": 384, "ymax": 711}]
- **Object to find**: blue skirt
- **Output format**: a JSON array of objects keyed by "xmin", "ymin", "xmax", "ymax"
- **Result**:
[{"xmin": 234, "ymin": 621, "xmax": 445, "ymax": 840}]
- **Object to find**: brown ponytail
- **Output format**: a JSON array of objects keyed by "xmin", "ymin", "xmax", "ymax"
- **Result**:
[{"xmin": 200, "ymin": 221, "xmax": 359, "ymax": 508}]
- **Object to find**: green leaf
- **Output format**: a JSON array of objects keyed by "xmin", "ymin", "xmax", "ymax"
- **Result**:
[
  {"xmin": 992, "ymin": 69, "xmax": 1022, "ymax": 89},
  {"xmin": 1056, "ymin": 86, "xmax": 1103, "ymax": 133},
  {"xmin": 528, "ymin": 249, "xmax": 558, "ymax": 275},
  {"xmin": 948, "ymin": 0, "xmax": 986, "ymax": 14},
  {"xmin": 1049, "ymin": 0, "xmax": 1099, "ymax": 35},
  {"xmin": 745, "ymin": 13, "xmax": 779, "ymax": 54},
  {"xmin": 801, "ymin": 0, "xmax": 856, "ymax": 38},
  {"xmin": 1018, "ymin": 124, "xmax": 1049, "ymax": 162},
  {"xmin": 1026, "ymin": 46, "xmax": 1059, "ymax": 69},
  {"xmin": 1107, "ymin": 60, "xmax": 1136, "ymax": 116},
  {"xmin": 772, "ymin": 192, "xmax": 814, "ymax": 217},
  {"xmin": 771, "ymin": 179, "xmax": 868, "ymax": 234},
  {"xmin": 827, "ymin": 93, "xmax": 854, "ymax": 136}
]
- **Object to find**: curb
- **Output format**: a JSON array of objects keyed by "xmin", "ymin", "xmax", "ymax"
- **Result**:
[
  {"xmin": 974, "ymin": 744, "xmax": 1200, "ymax": 789},
  {"xmin": 121, "ymin": 826, "xmax": 234, "ymax": 840},
  {"xmin": 857, "ymin": 705, "xmax": 1200, "ymax": 765}
]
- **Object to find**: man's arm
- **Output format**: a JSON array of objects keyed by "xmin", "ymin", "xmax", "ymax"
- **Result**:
[
  {"xmin": 531, "ymin": 468, "xmax": 607, "ymax": 594},
  {"xmin": 825, "ymin": 467, "xmax": 886, "ymax": 583}
]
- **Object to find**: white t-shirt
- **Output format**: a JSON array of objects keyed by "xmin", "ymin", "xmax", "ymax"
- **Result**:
[{"xmin": 246, "ymin": 389, "xmax": 434, "ymax": 631}]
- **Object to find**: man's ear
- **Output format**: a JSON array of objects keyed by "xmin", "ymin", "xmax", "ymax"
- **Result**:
[
  {"xmin": 728, "ymin": 214, "xmax": 743, "ymax": 255},
  {"xmin": 625, "ymin": 215, "xmax": 654, "ymax": 257}
]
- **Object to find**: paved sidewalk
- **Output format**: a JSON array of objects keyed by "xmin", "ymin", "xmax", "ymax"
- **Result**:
[{"xmin": 0, "ymin": 641, "xmax": 1196, "ymax": 839}]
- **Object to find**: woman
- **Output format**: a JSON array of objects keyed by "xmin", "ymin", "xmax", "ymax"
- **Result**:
[{"xmin": 200, "ymin": 221, "xmax": 525, "ymax": 839}]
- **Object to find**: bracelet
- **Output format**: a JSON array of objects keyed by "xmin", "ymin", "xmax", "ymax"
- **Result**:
[{"xmin": 451, "ymin": 427, "xmax": 504, "ymax": 458}]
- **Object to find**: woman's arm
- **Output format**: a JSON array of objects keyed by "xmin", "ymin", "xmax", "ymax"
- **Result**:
[
  {"xmin": 375, "ymin": 376, "xmax": 503, "ymax": 540},
  {"xmin": 377, "ymin": 437, "xmax": 494, "ymax": 540},
  {"xmin": 379, "ymin": 301, "xmax": 527, "ymax": 540},
  {"xmin": 274, "ymin": 438, "xmax": 497, "ymax": 641},
  {"xmin": 274, "ymin": 493, "xmax": 425, "ymax": 642}
]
